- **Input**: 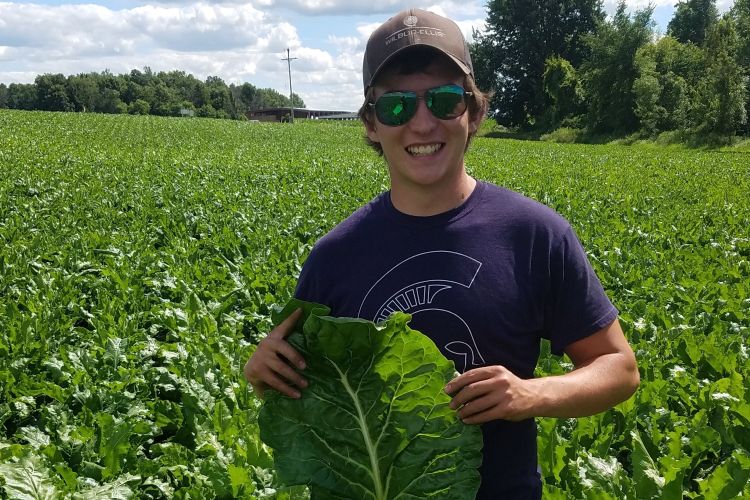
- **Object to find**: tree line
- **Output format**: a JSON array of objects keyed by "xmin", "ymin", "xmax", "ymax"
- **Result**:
[
  {"xmin": 472, "ymin": 0, "xmax": 749, "ymax": 141},
  {"xmin": 0, "ymin": 67, "xmax": 305, "ymax": 119}
]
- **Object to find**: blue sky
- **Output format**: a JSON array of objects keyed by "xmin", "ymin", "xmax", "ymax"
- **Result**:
[{"xmin": 0, "ymin": 1, "xmax": 736, "ymax": 111}]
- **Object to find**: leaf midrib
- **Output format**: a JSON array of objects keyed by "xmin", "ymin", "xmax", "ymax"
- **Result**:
[{"xmin": 332, "ymin": 361, "xmax": 386, "ymax": 500}]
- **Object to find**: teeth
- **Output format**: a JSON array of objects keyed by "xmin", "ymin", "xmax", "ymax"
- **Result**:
[{"xmin": 407, "ymin": 144, "xmax": 442, "ymax": 156}]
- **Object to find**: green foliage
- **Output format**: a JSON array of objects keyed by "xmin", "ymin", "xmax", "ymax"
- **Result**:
[
  {"xmin": 696, "ymin": 17, "xmax": 748, "ymax": 136},
  {"xmin": 473, "ymin": 0, "xmax": 603, "ymax": 128},
  {"xmin": 633, "ymin": 37, "xmax": 705, "ymax": 136},
  {"xmin": 581, "ymin": 1, "xmax": 655, "ymax": 134},
  {"xmin": 0, "ymin": 69, "xmax": 306, "ymax": 120},
  {"xmin": 259, "ymin": 300, "xmax": 483, "ymax": 499},
  {"xmin": 731, "ymin": 0, "xmax": 750, "ymax": 135},
  {"xmin": 542, "ymin": 56, "xmax": 583, "ymax": 130},
  {"xmin": 539, "ymin": 127, "xmax": 582, "ymax": 144},
  {"xmin": 35, "ymin": 74, "xmax": 73, "ymax": 112},
  {"xmin": 127, "ymin": 99, "xmax": 150, "ymax": 116},
  {"xmin": 0, "ymin": 110, "xmax": 748, "ymax": 498},
  {"xmin": 470, "ymin": 0, "xmax": 749, "ymax": 141},
  {"xmin": 633, "ymin": 46, "xmax": 663, "ymax": 136},
  {"xmin": 667, "ymin": 0, "xmax": 719, "ymax": 46},
  {"xmin": 732, "ymin": 0, "xmax": 750, "ymax": 69}
]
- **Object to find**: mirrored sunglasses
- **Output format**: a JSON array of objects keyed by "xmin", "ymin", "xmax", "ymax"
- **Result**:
[{"xmin": 370, "ymin": 84, "xmax": 472, "ymax": 127}]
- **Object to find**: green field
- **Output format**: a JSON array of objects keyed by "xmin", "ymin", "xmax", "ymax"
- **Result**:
[{"xmin": 0, "ymin": 109, "xmax": 748, "ymax": 499}]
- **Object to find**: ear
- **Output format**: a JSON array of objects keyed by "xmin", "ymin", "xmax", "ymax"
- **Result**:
[
  {"xmin": 468, "ymin": 110, "xmax": 482, "ymax": 135},
  {"xmin": 365, "ymin": 119, "xmax": 380, "ymax": 144}
]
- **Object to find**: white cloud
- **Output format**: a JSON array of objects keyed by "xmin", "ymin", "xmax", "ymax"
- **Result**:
[
  {"xmin": 454, "ymin": 18, "xmax": 486, "ymax": 42},
  {"xmin": 128, "ymin": 4, "xmax": 266, "ymax": 51}
]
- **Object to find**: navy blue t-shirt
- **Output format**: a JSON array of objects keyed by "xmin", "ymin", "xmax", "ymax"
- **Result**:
[{"xmin": 295, "ymin": 180, "xmax": 618, "ymax": 499}]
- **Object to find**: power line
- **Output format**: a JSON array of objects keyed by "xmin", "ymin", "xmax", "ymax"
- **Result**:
[{"xmin": 281, "ymin": 48, "xmax": 297, "ymax": 123}]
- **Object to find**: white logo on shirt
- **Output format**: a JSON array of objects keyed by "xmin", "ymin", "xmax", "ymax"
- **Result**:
[{"xmin": 358, "ymin": 250, "xmax": 486, "ymax": 372}]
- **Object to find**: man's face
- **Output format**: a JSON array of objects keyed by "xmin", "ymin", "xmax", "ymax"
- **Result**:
[{"xmin": 365, "ymin": 57, "xmax": 480, "ymax": 193}]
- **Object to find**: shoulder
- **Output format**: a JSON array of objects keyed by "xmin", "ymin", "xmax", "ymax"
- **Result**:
[
  {"xmin": 475, "ymin": 181, "xmax": 571, "ymax": 239},
  {"xmin": 306, "ymin": 192, "xmax": 388, "ymax": 260}
]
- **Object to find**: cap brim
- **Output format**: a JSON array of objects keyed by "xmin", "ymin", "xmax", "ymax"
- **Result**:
[{"xmin": 364, "ymin": 44, "xmax": 472, "ymax": 94}]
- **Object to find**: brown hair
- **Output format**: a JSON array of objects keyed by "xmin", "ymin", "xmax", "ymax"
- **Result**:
[{"xmin": 358, "ymin": 48, "xmax": 490, "ymax": 156}]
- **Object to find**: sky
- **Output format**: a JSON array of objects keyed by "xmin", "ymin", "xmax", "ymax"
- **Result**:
[{"xmin": 0, "ymin": 1, "xmax": 737, "ymax": 111}]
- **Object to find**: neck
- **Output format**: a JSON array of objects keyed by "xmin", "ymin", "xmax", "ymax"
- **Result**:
[{"xmin": 390, "ymin": 171, "xmax": 476, "ymax": 216}]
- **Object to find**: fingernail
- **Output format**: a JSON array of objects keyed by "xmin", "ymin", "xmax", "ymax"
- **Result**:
[
  {"xmin": 293, "ymin": 391, "xmax": 301, "ymax": 399},
  {"xmin": 299, "ymin": 361, "xmax": 306, "ymax": 369},
  {"xmin": 444, "ymin": 384, "xmax": 451, "ymax": 393}
]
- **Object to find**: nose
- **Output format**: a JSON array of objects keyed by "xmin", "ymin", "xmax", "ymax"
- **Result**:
[{"xmin": 407, "ymin": 96, "xmax": 438, "ymax": 134}]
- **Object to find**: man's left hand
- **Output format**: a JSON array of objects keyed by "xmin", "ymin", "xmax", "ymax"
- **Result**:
[{"xmin": 444, "ymin": 366, "xmax": 536, "ymax": 424}]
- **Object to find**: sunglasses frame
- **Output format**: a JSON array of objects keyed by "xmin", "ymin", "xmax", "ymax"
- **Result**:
[{"xmin": 369, "ymin": 84, "xmax": 473, "ymax": 127}]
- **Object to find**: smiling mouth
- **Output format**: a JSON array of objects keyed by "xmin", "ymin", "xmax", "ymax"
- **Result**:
[{"xmin": 406, "ymin": 143, "xmax": 443, "ymax": 156}]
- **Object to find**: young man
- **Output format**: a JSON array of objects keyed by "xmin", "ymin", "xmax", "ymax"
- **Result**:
[{"xmin": 244, "ymin": 8, "xmax": 639, "ymax": 499}]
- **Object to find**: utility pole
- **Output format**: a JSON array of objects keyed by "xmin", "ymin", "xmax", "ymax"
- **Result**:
[{"xmin": 282, "ymin": 48, "xmax": 297, "ymax": 123}]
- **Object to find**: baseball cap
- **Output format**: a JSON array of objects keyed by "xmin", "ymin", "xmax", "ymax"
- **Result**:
[{"xmin": 362, "ymin": 8, "xmax": 474, "ymax": 95}]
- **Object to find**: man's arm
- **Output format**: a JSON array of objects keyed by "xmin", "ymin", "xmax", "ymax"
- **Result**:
[{"xmin": 445, "ymin": 318, "xmax": 639, "ymax": 424}]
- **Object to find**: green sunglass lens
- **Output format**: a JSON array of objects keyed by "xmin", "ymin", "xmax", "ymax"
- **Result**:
[
  {"xmin": 376, "ymin": 93, "xmax": 417, "ymax": 126},
  {"xmin": 427, "ymin": 86, "xmax": 466, "ymax": 119}
]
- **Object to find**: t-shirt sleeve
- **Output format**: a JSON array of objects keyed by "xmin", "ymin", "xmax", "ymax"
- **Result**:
[
  {"xmin": 294, "ymin": 249, "xmax": 320, "ymax": 303},
  {"xmin": 543, "ymin": 226, "xmax": 618, "ymax": 355}
]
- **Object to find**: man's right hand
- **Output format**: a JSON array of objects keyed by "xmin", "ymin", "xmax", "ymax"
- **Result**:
[{"xmin": 243, "ymin": 308, "xmax": 308, "ymax": 399}]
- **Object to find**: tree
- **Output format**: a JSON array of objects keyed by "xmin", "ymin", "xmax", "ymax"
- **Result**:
[
  {"xmin": 633, "ymin": 36, "xmax": 704, "ymax": 134},
  {"xmin": 6, "ymin": 83, "xmax": 36, "ymax": 110},
  {"xmin": 35, "ymin": 73, "xmax": 72, "ymax": 112},
  {"xmin": 231, "ymin": 82, "xmax": 257, "ymax": 115},
  {"xmin": 98, "ymin": 88, "xmax": 127, "ymax": 114},
  {"xmin": 149, "ymin": 82, "xmax": 180, "ymax": 116},
  {"xmin": 633, "ymin": 45, "xmax": 666, "ymax": 136},
  {"xmin": 730, "ymin": 0, "xmax": 750, "ymax": 133},
  {"xmin": 667, "ymin": 0, "xmax": 718, "ymax": 46},
  {"xmin": 580, "ymin": 1, "xmax": 654, "ymax": 134},
  {"xmin": 697, "ymin": 17, "xmax": 747, "ymax": 136},
  {"xmin": 290, "ymin": 92, "xmax": 305, "ymax": 108},
  {"xmin": 542, "ymin": 56, "xmax": 583, "ymax": 128},
  {"xmin": 67, "ymin": 74, "xmax": 99, "ymax": 112},
  {"xmin": 128, "ymin": 99, "xmax": 150, "ymax": 115},
  {"xmin": 0, "ymin": 68, "xmax": 300, "ymax": 121},
  {"xmin": 0, "ymin": 84, "xmax": 8, "ymax": 108},
  {"xmin": 472, "ymin": 0, "xmax": 604, "ymax": 128},
  {"xmin": 249, "ymin": 87, "xmax": 303, "ymax": 110},
  {"xmin": 205, "ymin": 76, "xmax": 235, "ymax": 119}
]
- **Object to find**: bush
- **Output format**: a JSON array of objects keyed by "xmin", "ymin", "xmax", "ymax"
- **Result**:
[
  {"xmin": 540, "ymin": 127, "xmax": 583, "ymax": 143},
  {"xmin": 128, "ymin": 99, "xmax": 150, "ymax": 115}
]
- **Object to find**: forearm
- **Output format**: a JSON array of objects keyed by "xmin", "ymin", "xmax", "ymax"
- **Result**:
[{"xmin": 525, "ymin": 351, "xmax": 639, "ymax": 418}]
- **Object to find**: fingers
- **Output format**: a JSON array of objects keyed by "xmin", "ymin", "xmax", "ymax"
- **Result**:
[
  {"xmin": 243, "ymin": 308, "xmax": 308, "ymax": 399},
  {"xmin": 266, "ymin": 336, "xmax": 306, "ymax": 371},
  {"xmin": 457, "ymin": 396, "xmax": 500, "ymax": 422},
  {"xmin": 244, "ymin": 348, "xmax": 308, "ymax": 399},
  {"xmin": 444, "ymin": 365, "xmax": 531, "ymax": 423},
  {"xmin": 448, "ymin": 377, "xmax": 500, "ymax": 410},
  {"xmin": 259, "ymin": 372, "xmax": 304, "ymax": 400}
]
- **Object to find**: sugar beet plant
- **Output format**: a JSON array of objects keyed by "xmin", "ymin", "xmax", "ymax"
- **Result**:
[{"xmin": 0, "ymin": 109, "xmax": 748, "ymax": 498}]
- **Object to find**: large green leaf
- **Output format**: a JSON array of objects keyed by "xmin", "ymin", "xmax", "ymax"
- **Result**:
[
  {"xmin": 258, "ymin": 300, "xmax": 483, "ymax": 500},
  {"xmin": 630, "ymin": 429, "xmax": 664, "ymax": 499},
  {"xmin": 0, "ymin": 457, "xmax": 59, "ymax": 500},
  {"xmin": 696, "ymin": 449, "xmax": 750, "ymax": 500}
]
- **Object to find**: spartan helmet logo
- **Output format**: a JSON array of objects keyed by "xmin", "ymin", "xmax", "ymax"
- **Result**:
[{"xmin": 403, "ymin": 15, "xmax": 418, "ymax": 27}]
